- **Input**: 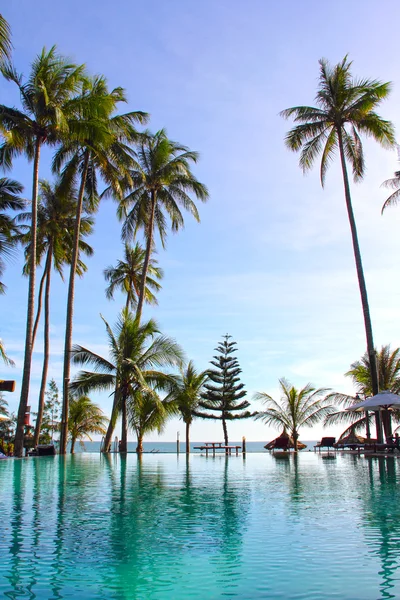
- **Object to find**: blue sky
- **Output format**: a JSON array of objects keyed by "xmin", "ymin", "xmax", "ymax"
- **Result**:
[{"xmin": 2, "ymin": 0, "xmax": 400, "ymax": 443}]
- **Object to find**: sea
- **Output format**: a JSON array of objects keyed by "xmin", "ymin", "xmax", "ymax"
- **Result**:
[{"xmin": 71, "ymin": 440, "xmax": 319, "ymax": 453}]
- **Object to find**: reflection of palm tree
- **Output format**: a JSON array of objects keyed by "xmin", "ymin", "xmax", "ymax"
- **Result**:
[{"xmin": 363, "ymin": 458, "xmax": 400, "ymax": 599}]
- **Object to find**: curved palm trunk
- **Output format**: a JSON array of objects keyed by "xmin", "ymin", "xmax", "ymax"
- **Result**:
[
  {"xmin": 60, "ymin": 151, "xmax": 90, "ymax": 455},
  {"xmin": 70, "ymin": 437, "xmax": 76, "ymax": 454},
  {"xmin": 186, "ymin": 420, "xmax": 190, "ymax": 454},
  {"xmin": 32, "ymin": 266, "xmax": 47, "ymax": 349},
  {"xmin": 102, "ymin": 385, "xmax": 119, "ymax": 453},
  {"xmin": 337, "ymin": 129, "xmax": 382, "ymax": 441},
  {"xmin": 14, "ymin": 139, "xmax": 41, "ymax": 457},
  {"xmin": 135, "ymin": 191, "xmax": 156, "ymax": 323},
  {"xmin": 33, "ymin": 244, "xmax": 52, "ymax": 446},
  {"xmin": 120, "ymin": 392, "xmax": 128, "ymax": 453}
]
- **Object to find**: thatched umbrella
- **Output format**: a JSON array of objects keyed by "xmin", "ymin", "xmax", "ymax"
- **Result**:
[{"xmin": 264, "ymin": 430, "xmax": 307, "ymax": 451}]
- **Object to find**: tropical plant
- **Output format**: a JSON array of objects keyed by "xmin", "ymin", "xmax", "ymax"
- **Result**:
[
  {"xmin": 104, "ymin": 242, "xmax": 163, "ymax": 310},
  {"xmin": 381, "ymin": 151, "xmax": 400, "ymax": 213},
  {"xmin": 70, "ymin": 311, "xmax": 184, "ymax": 453},
  {"xmin": 54, "ymin": 75, "xmax": 148, "ymax": 455},
  {"xmin": 0, "ymin": 177, "xmax": 24, "ymax": 294},
  {"xmin": 195, "ymin": 335, "xmax": 252, "ymax": 445},
  {"xmin": 0, "ymin": 338, "xmax": 14, "ymax": 366},
  {"xmin": 129, "ymin": 388, "xmax": 177, "ymax": 454},
  {"xmin": 18, "ymin": 178, "xmax": 94, "ymax": 445},
  {"xmin": 0, "ymin": 392, "xmax": 8, "ymax": 416},
  {"xmin": 39, "ymin": 378, "xmax": 61, "ymax": 443},
  {"xmin": 68, "ymin": 395, "xmax": 108, "ymax": 454},
  {"xmin": 255, "ymin": 378, "xmax": 334, "ymax": 451},
  {"xmin": 325, "ymin": 345, "xmax": 400, "ymax": 437},
  {"xmin": 0, "ymin": 46, "xmax": 85, "ymax": 456},
  {"xmin": 280, "ymin": 56, "xmax": 395, "ymax": 402},
  {"xmin": 167, "ymin": 360, "xmax": 208, "ymax": 453},
  {"xmin": 0, "ymin": 14, "xmax": 11, "ymax": 64},
  {"xmin": 0, "ymin": 393, "xmax": 14, "ymax": 446},
  {"xmin": 119, "ymin": 128, "xmax": 209, "ymax": 321}
]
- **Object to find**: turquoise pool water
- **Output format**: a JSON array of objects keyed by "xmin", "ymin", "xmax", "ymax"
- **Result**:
[{"xmin": 1, "ymin": 453, "xmax": 400, "ymax": 599}]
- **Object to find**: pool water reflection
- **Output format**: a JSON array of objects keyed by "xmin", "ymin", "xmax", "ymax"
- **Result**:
[{"xmin": 0, "ymin": 453, "xmax": 400, "ymax": 599}]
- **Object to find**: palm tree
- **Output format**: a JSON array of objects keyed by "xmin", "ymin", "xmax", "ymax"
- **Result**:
[
  {"xmin": 0, "ymin": 177, "xmax": 24, "ymax": 294},
  {"xmin": 0, "ymin": 338, "xmax": 14, "ymax": 366},
  {"xmin": 129, "ymin": 388, "xmax": 177, "ymax": 454},
  {"xmin": 0, "ymin": 15, "xmax": 11, "ymax": 64},
  {"xmin": 104, "ymin": 242, "xmax": 163, "ymax": 310},
  {"xmin": 167, "ymin": 360, "xmax": 208, "ymax": 453},
  {"xmin": 68, "ymin": 395, "xmax": 108, "ymax": 454},
  {"xmin": 70, "ymin": 311, "xmax": 184, "ymax": 453},
  {"xmin": 325, "ymin": 345, "xmax": 400, "ymax": 438},
  {"xmin": 0, "ymin": 47, "xmax": 85, "ymax": 457},
  {"xmin": 280, "ymin": 56, "xmax": 395, "ymax": 406},
  {"xmin": 254, "ymin": 378, "xmax": 335, "ymax": 451},
  {"xmin": 54, "ymin": 76, "xmax": 148, "ymax": 455},
  {"xmin": 119, "ymin": 129, "xmax": 209, "ymax": 322},
  {"xmin": 381, "ymin": 151, "xmax": 400, "ymax": 213},
  {"xmin": 18, "ymin": 178, "xmax": 94, "ymax": 446}
]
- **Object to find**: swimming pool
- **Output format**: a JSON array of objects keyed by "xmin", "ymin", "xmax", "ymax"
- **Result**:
[{"xmin": 0, "ymin": 452, "xmax": 399, "ymax": 599}]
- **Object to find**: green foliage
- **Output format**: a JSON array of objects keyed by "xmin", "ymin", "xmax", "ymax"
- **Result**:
[
  {"xmin": 0, "ymin": 338, "xmax": 15, "ymax": 366},
  {"xmin": 195, "ymin": 335, "xmax": 251, "ymax": 444},
  {"xmin": 104, "ymin": 242, "xmax": 163, "ymax": 309},
  {"xmin": 381, "ymin": 165, "xmax": 400, "ymax": 213},
  {"xmin": 0, "ymin": 393, "xmax": 15, "ymax": 443},
  {"xmin": 0, "ymin": 15, "xmax": 12, "ymax": 64},
  {"xmin": 255, "ymin": 378, "xmax": 334, "ymax": 450},
  {"xmin": 0, "ymin": 177, "xmax": 24, "ymax": 293},
  {"xmin": 281, "ymin": 56, "xmax": 395, "ymax": 187},
  {"xmin": 128, "ymin": 389, "xmax": 177, "ymax": 453},
  {"xmin": 38, "ymin": 379, "xmax": 61, "ymax": 443},
  {"xmin": 68, "ymin": 395, "xmax": 108, "ymax": 453}
]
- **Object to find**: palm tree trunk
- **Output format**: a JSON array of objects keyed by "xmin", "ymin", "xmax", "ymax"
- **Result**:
[
  {"xmin": 102, "ymin": 385, "xmax": 119, "ymax": 453},
  {"xmin": 32, "ymin": 265, "xmax": 47, "ymax": 349},
  {"xmin": 292, "ymin": 429, "xmax": 299, "ymax": 452},
  {"xmin": 33, "ymin": 244, "xmax": 52, "ymax": 446},
  {"xmin": 70, "ymin": 437, "xmax": 76, "ymax": 454},
  {"xmin": 120, "ymin": 392, "xmax": 127, "ymax": 453},
  {"xmin": 337, "ymin": 129, "xmax": 382, "ymax": 441},
  {"xmin": 14, "ymin": 138, "xmax": 41, "ymax": 457},
  {"xmin": 135, "ymin": 191, "xmax": 156, "ymax": 322},
  {"xmin": 60, "ymin": 150, "xmax": 90, "ymax": 455},
  {"xmin": 136, "ymin": 433, "xmax": 143, "ymax": 454},
  {"xmin": 186, "ymin": 420, "xmax": 190, "ymax": 454}
]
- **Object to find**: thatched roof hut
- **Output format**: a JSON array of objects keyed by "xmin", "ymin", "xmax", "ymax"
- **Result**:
[{"xmin": 264, "ymin": 430, "xmax": 307, "ymax": 451}]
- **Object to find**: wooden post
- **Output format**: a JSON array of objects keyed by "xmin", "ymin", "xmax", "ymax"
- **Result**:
[
  {"xmin": 242, "ymin": 436, "xmax": 246, "ymax": 455},
  {"xmin": 176, "ymin": 431, "xmax": 180, "ymax": 454}
]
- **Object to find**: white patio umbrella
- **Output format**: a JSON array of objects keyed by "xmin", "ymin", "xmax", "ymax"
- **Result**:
[{"xmin": 346, "ymin": 391, "xmax": 400, "ymax": 412}]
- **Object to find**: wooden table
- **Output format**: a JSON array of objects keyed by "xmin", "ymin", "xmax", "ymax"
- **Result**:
[{"xmin": 193, "ymin": 442, "xmax": 242, "ymax": 456}]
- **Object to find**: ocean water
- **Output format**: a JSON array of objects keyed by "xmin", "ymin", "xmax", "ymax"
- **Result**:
[
  {"xmin": 71, "ymin": 440, "xmax": 319, "ymax": 453},
  {"xmin": 1, "ymin": 452, "xmax": 400, "ymax": 599}
]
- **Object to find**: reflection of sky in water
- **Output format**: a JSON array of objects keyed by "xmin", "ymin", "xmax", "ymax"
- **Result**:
[{"xmin": 0, "ymin": 453, "xmax": 400, "ymax": 599}]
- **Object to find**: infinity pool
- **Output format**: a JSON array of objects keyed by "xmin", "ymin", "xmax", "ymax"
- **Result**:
[{"xmin": 1, "ymin": 452, "xmax": 400, "ymax": 599}]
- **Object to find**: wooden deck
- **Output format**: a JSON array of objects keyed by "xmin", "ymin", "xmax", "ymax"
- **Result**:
[{"xmin": 193, "ymin": 442, "xmax": 242, "ymax": 456}]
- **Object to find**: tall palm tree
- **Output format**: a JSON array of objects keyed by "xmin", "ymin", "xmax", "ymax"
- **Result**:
[
  {"xmin": 0, "ymin": 47, "xmax": 85, "ymax": 456},
  {"xmin": 280, "ymin": 57, "xmax": 395, "ymax": 407},
  {"xmin": 128, "ymin": 388, "xmax": 177, "ymax": 454},
  {"xmin": 0, "ymin": 177, "xmax": 24, "ymax": 294},
  {"xmin": 70, "ymin": 311, "xmax": 184, "ymax": 453},
  {"xmin": 254, "ymin": 378, "xmax": 334, "ymax": 451},
  {"xmin": 18, "ymin": 178, "xmax": 94, "ymax": 446},
  {"xmin": 104, "ymin": 242, "xmax": 163, "ymax": 310},
  {"xmin": 119, "ymin": 129, "xmax": 209, "ymax": 322},
  {"xmin": 68, "ymin": 395, "xmax": 108, "ymax": 454},
  {"xmin": 0, "ymin": 15, "xmax": 11, "ymax": 64},
  {"xmin": 54, "ymin": 76, "xmax": 148, "ymax": 454},
  {"xmin": 167, "ymin": 360, "xmax": 208, "ymax": 453}
]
